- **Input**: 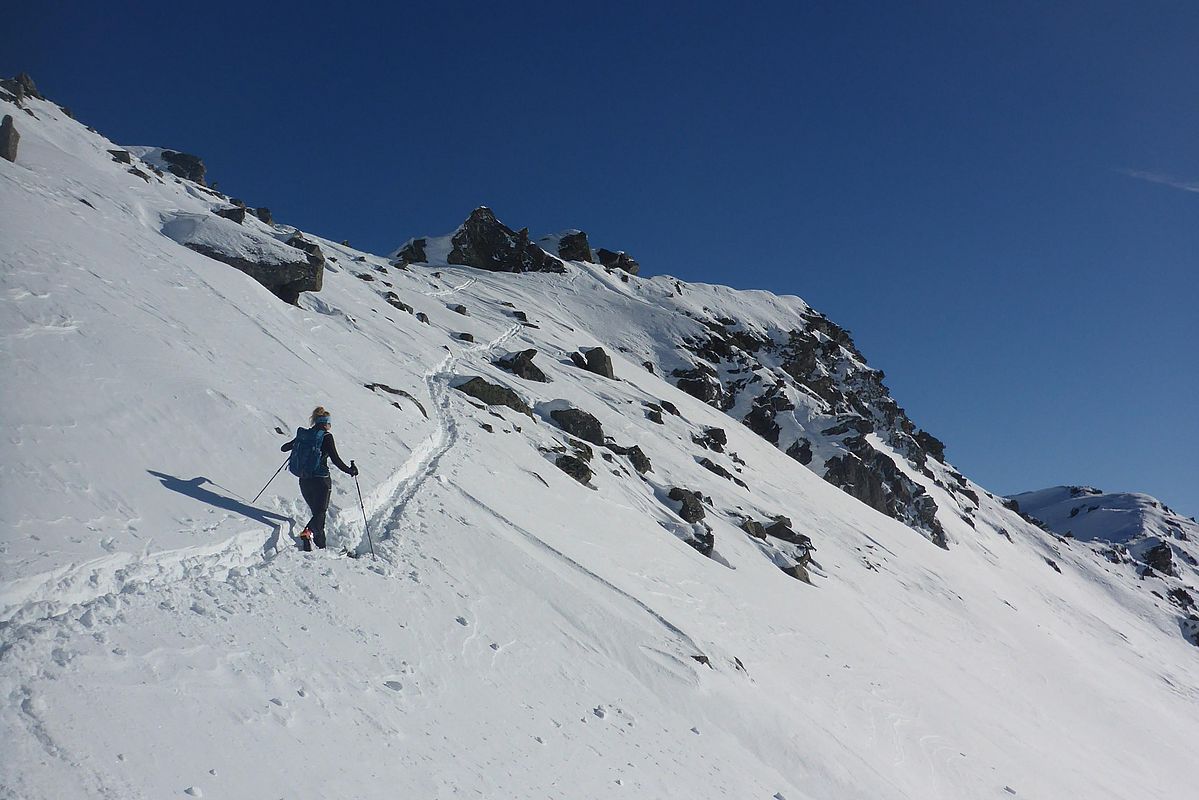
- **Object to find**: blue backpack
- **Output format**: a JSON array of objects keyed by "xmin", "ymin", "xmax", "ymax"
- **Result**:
[{"xmin": 288, "ymin": 426, "xmax": 326, "ymax": 478}]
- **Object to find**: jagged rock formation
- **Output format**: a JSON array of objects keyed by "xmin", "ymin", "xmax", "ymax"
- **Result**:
[
  {"xmin": 453, "ymin": 377, "xmax": 533, "ymax": 416},
  {"xmin": 448, "ymin": 207, "xmax": 565, "ymax": 274},
  {"xmin": 596, "ymin": 248, "xmax": 641, "ymax": 276},
  {"xmin": 557, "ymin": 230, "xmax": 592, "ymax": 262},
  {"xmin": 161, "ymin": 150, "xmax": 206, "ymax": 184}
]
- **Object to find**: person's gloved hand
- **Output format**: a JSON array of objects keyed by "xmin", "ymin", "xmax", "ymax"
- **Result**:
[{"xmin": 349, "ymin": 463, "xmax": 360, "ymax": 477}]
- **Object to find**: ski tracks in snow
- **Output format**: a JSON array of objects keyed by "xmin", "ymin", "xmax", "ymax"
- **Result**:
[{"xmin": 352, "ymin": 321, "xmax": 521, "ymax": 556}]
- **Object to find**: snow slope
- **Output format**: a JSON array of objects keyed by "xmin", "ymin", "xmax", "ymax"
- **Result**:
[{"xmin": 2, "ymin": 88, "xmax": 1197, "ymax": 800}]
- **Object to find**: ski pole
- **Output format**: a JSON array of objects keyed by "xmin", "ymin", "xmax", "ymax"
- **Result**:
[
  {"xmin": 251, "ymin": 457, "xmax": 289, "ymax": 504},
  {"xmin": 352, "ymin": 461, "xmax": 376, "ymax": 559}
]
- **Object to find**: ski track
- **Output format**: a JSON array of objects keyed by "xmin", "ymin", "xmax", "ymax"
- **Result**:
[
  {"xmin": 351, "ymin": 321, "xmax": 522, "ymax": 557},
  {"xmin": 422, "ymin": 277, "xmax": 476, "ymax": 297}
]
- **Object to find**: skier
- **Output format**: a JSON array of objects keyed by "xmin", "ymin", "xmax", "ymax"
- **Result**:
[{"xmin": 281, "ymin": 406, "xmax": 358, "ymax": 551}]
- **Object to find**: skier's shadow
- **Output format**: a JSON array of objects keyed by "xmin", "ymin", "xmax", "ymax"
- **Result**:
[{"xmin": 147, "ymin": 471, "xmax": 295, "ymax": 555}]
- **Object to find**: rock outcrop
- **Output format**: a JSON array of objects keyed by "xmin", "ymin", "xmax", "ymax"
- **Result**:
[
  {"xmin": 550, "ymin": 407, "xmax": 605, "ymax": 446},
  {"xmin": 557, "ymin": 230, "xmax": 592, "ymax": 262},
  {"xmin": 448, "ymin": 207, "xmax": 565, "ymax": 274},
  {"xmin": 0, "ymin": 115, "xmax": 17, "ymax": 163},
  {"xmin": 161, "ymin": 150, "xmax": 206, "ymax": 184},
  {"xmin": 494, "ymin": 349, "xmax": 549, "ymax": 382},
  {"xmin": 453, "ymin": 377, "xmax": 533, "ymax": 417},
  {"xmin": 596, "ymin": 248, "xmax": 640, "ymax": 276}
]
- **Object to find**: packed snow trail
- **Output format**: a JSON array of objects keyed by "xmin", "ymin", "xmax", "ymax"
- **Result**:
[{"xmin": 349, "ymin": 322, "xmax": 522, "ymax": 557}]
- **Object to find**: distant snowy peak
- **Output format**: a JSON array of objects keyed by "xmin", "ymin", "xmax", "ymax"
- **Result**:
[{"xmin": 1011, "ymin": 485, "xmax": 1197, "ymax": 545}]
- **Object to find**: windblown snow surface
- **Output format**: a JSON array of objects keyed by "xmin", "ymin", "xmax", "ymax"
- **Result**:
[{"xmin": 2, "ymin": 93, "xmax": 1197, "ymax": 800}]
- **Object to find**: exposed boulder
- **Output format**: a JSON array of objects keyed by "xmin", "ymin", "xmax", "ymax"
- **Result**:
[
  {"xmin": 452, "ymin": 304, "xmax": 468, "ymax": 315},
  {"xmin": 692, "ymin": 426, "xmax": 727, "ymax": 452},
  {"xmin": 782, "ymin": 563, "xmax": 813, "ymax": 583},
  {"xmin": 668, "ymin": 487, "xmax": 706, "ymax": 523},
  {"xmin": 255, "ymin": 207, "xmax": 273, "ymax": 225},
  {"xmin": 555, "ymin": 454, "xmax": 593, "ymax": 485},
  {"xmin": 0, "ymin": 115, "xmax": 17, "ymax": 163},
  {"xmin": 108, "ymin": 149, "xmax": 132, "ymax": 164},
  {"xmin": 557, "ymin": 230, "xmax": 593, "ymax": 262},
  {"xmin": 394, "ymin": 238, "xmax": 428, "ymax": 265},
  {"xmin": 448, "ymin": 207, "xmax": 565, "ymax": 274},
  {"xmin": 494, "ymin": 349, "xmax": 549, "ymax": 382},
  {"xmin": 160, "ymin": 150, "xmax": 206, "ymax": 184},
  {"xmin": 214, "ymin": 206, "xmax": 246, "ymax": 224},
  {"xmin": 455, "ymin": 332, "xmax": 475, "ymax": 342},
  {"xmin": 607, "ymin": 443, "xmax": 652, "ymax": 474},
  {"xmin": 740, "ymin": 519, "xmax": 767, "ymax": 539},
  {"xmin": 577, "ymin": 347, "xmax": 615, "ymax": 379},
  {"xmin": 383, "ymin": 292, "xmax": 413, "ymax": 313},
  {"xmin": 171, "ymin": 224, "xmax": 323, "ymax": 304},
  {"xmin": 1143, "ymin": 542, "xmax": 1174, "ymax": 575},
  {"xmin": 453, "ymin": 377, "xmax": 533, "ymax": 417},
  {"xmin": 596, "ymin": 248, "xmax": 641, "ymax": 276},
  {"xmin": 550, "ymin": 407, "xmax": 604, "ymax": 445}
]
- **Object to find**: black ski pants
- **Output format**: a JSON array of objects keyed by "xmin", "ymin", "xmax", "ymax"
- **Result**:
[{"xmin": 299, "ymin": 476, "xmax": 332, "ymax": 548}]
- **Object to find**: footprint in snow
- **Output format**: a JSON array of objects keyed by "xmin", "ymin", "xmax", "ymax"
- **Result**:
[
  {"xmin": 384, "ymin": 680, "xmax": 403, "ymax": 692},
  {"xmin": 455, "ymin": 616, "xmax": 468, "ymax": 626},
  {"xmin": 184, "ymin": 788, "xmax": 203, "ymax": 797}
]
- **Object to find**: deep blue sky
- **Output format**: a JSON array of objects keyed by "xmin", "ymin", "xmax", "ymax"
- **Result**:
[{"xmin": 8, "ymin": 2, "xmax": 1198, "ymax": 516}]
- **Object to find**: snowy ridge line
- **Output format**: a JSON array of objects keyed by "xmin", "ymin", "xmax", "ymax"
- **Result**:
[
  {"xmin": 0, "ymin": 529, "xmax": 271, "ymax": 627},
  {"xmin": 351, "ymin": 322, "xmax": 522, "ymax": 556},
  {"xmin": 452, "ymin": 484, "xmax": 708, "ymax": 660}
]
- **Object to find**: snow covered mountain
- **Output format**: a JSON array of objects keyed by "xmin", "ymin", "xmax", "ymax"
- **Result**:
[{"xmin": 2, "ymin": 75, "xmax": 1197, "ymax": 799}]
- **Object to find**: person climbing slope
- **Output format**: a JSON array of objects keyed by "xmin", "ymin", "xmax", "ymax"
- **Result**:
[{"xmin": 281, "ymin": 406, "xmax": 358, "ymax": 551}]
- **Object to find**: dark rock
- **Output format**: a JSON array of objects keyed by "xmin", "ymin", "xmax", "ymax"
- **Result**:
[
  {"xmin": 256, "ymin": 207, "xmax": 273, "ymax": 225},
  {"xmin": 692, "ymin": 427, "xmax": 727, "ymax": 452},
  {"xmin": 214, "ymin": 206, "xmax": 246, "ymax": 224},
  {"xmin": 782, "ymin": 563, "xmax": 813, "ymax": 583},
  {"xmin": 448, "ymin": 207, "xmax": 565, "ymax": 274},
  {"xmin": 581, "ymin": 347, "xmax": 615, "ymax": 379},
  {"xmin": 642, "ymin": 361, "xmax": 655, "ymax": 374},
  {"xmin": 394, "ymin": 238, "xmax": 428, "ymax": 265},
  {"xmin": 108, "ymin": 149, "xmax": 132, "ymax": 164},
  {"xmin": 557, "ymin": 230, "xmax": 592, "ymax": 262},
  {"xmin": 453, "ymin": 377, "xmax": 533, "ymax": 416},
  {"xmin": 185, "ymin": 233, "xmax": 323, "ymax": 304},
  {"xmin": 550, "ymin": 407, "xmax": 604, "ymax": 445},
  {"xmin": 673, "ymin": 364, "xmax": 723, "ymax": 406},
  {"xmin": 740, "ymin": 519, "xmax": 767, "ymax": 539},
  {"xmin": 646, "ymin": 409, "xmax": 664, "ymax": 425},
  {"xmin": 821, "ymin": 417, "xmax": 875, "ymax": 437},
  {"xmin": 1045, "ymin": 558, "xmax": 1062, "ymax": 574},
  {"xmin": 229, "ymin": 197, "xmax": 246, "ymax": 208},
  {"xmin": 607, "ymin": 443, "xmax": 652, "ymax": 474},
  {"xmin": 0, "ymin": 73, "xmax": 43, "ymax": 103},
  {"xmin": 455, "ymin": 332, "xmax": 475, "ymax": 342},
  {"xmin": 660, "ymin": 400, "xmax": 681, "ymax": 417},
  {"xmin": 1167, "ymin": 588, "xmax": 1194, "ymax": 610},
  {"xmin": 512, "ymin": 310, "xmax": 529, "ymax": 322},
  {"xmin": 668, "ymin": 488, "xmax": 706, "ymax": 523},
  {"xmin": 452, "ymin": 304, "xmax": 468, "ymax": 315},
  {"xmin": 786, "ymin": 438, "xmax": 813, "ymax": 465},
  {"xmin": 595, "ymin": 247, "xmax": 641, "ymax": 276},
  {"xmin": 127, "ymin": 167, "xmax": 151, "ymax": 182},
  {"xmin": 494, "ymin": 349, "xmax": 549, "ymax": 382},
  {"xmin": 384, "ymin": 292, "xmax": 413, "ymax": 313},
  {"xmin": 160, "ymin": 150, "xmax": 206, "ymax": 184},
  {"xmin": 0, "ymin": 115, "xmax": 19, "ymax": 163},
  {"xmin": 913, "ymin": 430, "xmax": 946, "ymax": 461},
  {"xmin": 555, "ymin": 454, "xmax": 593, "ymax": 484},
  {"xmin": 687, "ymin": 529, "xmax": 715, "ymax": 557},
  {"xmin": 764, "ymin": 520, "xmax": 813, "ymax": 551},
  {"xmin": 824, "ymin": 436, "xmax": 947, "ymax": 548},
  {"xmin": 1143, "ymin": 542, "xmax": 1174, "ymax": 575},
  {"xmin": 416, "ymin": 312, "xmax": 430, "ymax": 324}
]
